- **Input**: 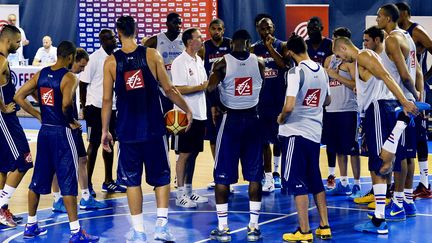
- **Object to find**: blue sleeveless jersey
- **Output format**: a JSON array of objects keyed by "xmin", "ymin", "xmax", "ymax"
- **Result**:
[
  {"xmin": 113, "ymin": 45, "xmax": 165, "ymax": 142},
  {"xmin": 37, "ymin": 67, "xmax": 70, "ymax": 126},
  {"xmin": 407, "ymin": 23, "xmax": 428, "ymax": 75},
  {"xmin": 204, "ymin": 37, "xmax": 231, "ymax": 75},
  {"xmin": 306, "ymin": 37, "xmax": 333, "ymax": 66},
  {"xmin": 0, "ymin": 62, "xmax": 20, "ymax": 115},
  {"xmin": 252, "ymin": 38, "xmax": 287, "ymax": 117}
]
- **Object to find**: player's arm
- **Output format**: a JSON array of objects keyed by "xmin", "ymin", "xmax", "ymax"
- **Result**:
[
  {"xmin": 277, "ymin": 67, "xmax": 299, "ymax": 124},
  {"xmin": 265, "ymin": 36, "xmax": 287, "ymax": 69},
  {"xmin": 385, "ymin": 36, "xmax": 418, "ymax": 100},
  {"xmin": 172, "ymin": 60, "xmax": 207, "ymax": 95},
  {"xmin": 0, "ymin": 57, "xmax": 12, "ymax": 112},
  {"xmin": 60, "ymin": 72, "xmax": 78, "ymax": 126},
  {"xmin": 14, "ymin": 71, "xmax": 41, "ymax": 120},
  {"xmin": 207, "ymin": 57, "xmax": 226, "ymax": 92},
  {"xmin": 415, "ymin": 58, "xmax": 424, "ymax": 101},
  {"xmin": 413, "ymin": 26, "xmax": 432, "ymax": 81},
  {"xmin": 101, "ymin": 55, "xmax": 116, "ymax": 152},
  {"xmin": 143, "ymin": 35, "xmax": 157, "ymax": 48}
]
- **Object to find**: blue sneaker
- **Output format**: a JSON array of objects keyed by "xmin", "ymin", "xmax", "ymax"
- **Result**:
[
  {"xmin": 69, "ymin": 228, "xmax": 99, "ymax": 242},
  {"xmin": 247, "ymin": 226, "xmax": 262, "ymax": 241},
  {"xmin": 326, "ymin": 182, "xmax": 351, "ymax": 195},
  {"xmin": 349, "ymin": 184, "xmax": 362, "ymax": 198},
  {"xmin": 126, "ymin": 229, "xmax": 147, "ymax": 243},
  {"xmin": 88, "ymin": 184, "xmax": 96, "ymax": 198},
  {"xmin": 52, "ymin": 198, "xmax": 67, "ymax": 213},
  {"xmin": 354, "ymin": 220, "xmax": 388, "ymax": 234},
  {"xmin": 79, "ymin": 197, "xmax": 108, "ymax": 210},
  {"xmin": 273, "ymin": 172, "xmax": 282, "ymax": 188},
  {"xmin": 24, "ymin": 223, "xmax": 48, "ymax": 238},
  {"xmin": 102, "ymin": 181, "xmax": 127, "ymax": 193},
  {"xmin": 154, "ymin": 225, "xmax": 175, "ymax": 242},
  {"xmin": 403, "ymin": 201, "xmax": 417, "ymax": 217},
  {"xmin": 384, "ymin": 201, "xmax": 406, "ymax": 221}
]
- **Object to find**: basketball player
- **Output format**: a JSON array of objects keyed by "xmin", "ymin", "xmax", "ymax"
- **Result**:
[
  {"xmin": 278, "ymin": 34, "xmax": 331, "ymax": 242},
  {"xmin": 14, "ymin": 41, "xmax": 99, "ymax": 241},
  {"xmin": 207, "ymin": 29, "xmax": 265, "ymax": 242},
  {"xmin": 252, "ymin": 15, "xmax": 289, "ymax": 192},
  {"xmin": 332, "ymin": 37, "xmax": 418, "ymax": 234},
  {"xmin": 377, "ymin": 3, "xmax": 422, "ymax": 221},
  {"xmin": 101, "ymin": 16, "xmax": 192, "ymax": 242},
  {"xmin": 396, "ymin": 2, "xmax": 432, "ymax": 198},
  {"xmin": 51, "ymin": 48, "xmax": 107, "ymax": 213},
  {"xmin": 145, "ymin": 12, "xmax": 184, "ymax": 114},
  {"xmin": 171, "ymin": 27, "xmax": 209, "ymax": 208},
  {"xmin": 202, "ymin": 18, "xmax": 231, "ymax": 189},
  {"xmin": 323, "ymin": 27, "xmax": 361, "ymax": 197},
  {"xmin": 0, "ymin": 25, "xmax": 32, "ymax": 228}
]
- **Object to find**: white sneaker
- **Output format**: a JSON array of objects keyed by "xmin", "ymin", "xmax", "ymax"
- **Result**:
[
  {"xmin": 190, "ymin": 192, "xmax": 209, "ymax": 203},
  {"xmin": 176, "ymin": 195, "xmax": 197, "ymax": 208},
  {"xmin": 262, "ymin": 177, "xmax": 275, "ymax": 193},
  {"xmin": 207, "ymin": 181, "xmax": 216, "ymax": 189}
]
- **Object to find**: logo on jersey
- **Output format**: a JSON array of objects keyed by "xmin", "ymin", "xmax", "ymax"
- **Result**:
[
  {"xmin": 302, "ymin": 89, "xmax": 321, "ymax": 107},
  {"xmin": 410, "ymin": 50, "xmax": 416, "ymax": 68},
  {"xmin": 124, "ymin": 69, "xmax": 145, "ymax": 91},
  {"xmin": 40, "ymin": 87, "xmax": 55, "ymax": 106},
  {"xmin": 24, "ymin": 152, "xmax": 33, "ymax": 164},
  {"xmin": 234, "ymin": 77, "xmax": 252, "ymax": 96},
  {"xmin": 188, "ymin": 68, "xmax": 194, "ymax": 76},
  {"xmin": 329, "ymin": 79, "xmax": 342, "ymax": 87},
  {"xmin": 165, "ymin": 64, "xmax": 172, "ymax": 71},
  {"xmin": 264, "ymin": 68, "xmax": 278, "ymax": 79}
]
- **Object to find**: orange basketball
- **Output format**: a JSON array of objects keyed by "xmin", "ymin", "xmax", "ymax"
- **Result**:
[{"xmin": 165, "ymin": 109, "xmax": 189, "ymax": 135}]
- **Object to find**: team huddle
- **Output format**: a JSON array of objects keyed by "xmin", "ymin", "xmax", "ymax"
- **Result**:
[{"xmin": 0, "ymin": 2, "xmax": 431, "ymax": 243}]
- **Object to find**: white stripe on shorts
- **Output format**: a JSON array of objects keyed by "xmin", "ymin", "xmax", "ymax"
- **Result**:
[
  {"xmin": 283, "ymin": 136, "xmax": 295, "ymax": 181},
  {"xmin": 214, "ymin": 113, "xmax": 227, "ymax": 170}
]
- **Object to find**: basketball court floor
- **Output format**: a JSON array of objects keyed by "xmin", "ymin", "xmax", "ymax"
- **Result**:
[{"xmin": 1, "ymin": 117, "xmax": 432, "ymax": 242}]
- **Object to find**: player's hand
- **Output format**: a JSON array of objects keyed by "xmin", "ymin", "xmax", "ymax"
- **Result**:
[
  {"xmin": 325, "ymin": 68, "xmax": 338, "ymax": 79},
  {"xmin": 265, "ymin": 35, "xmax": 275, "ymax": 48},
  {"xmin": 201, "ymin": 81, "xmax": 209, "ymax": 91},
  {"xmin": 69, "ymin": 120, "xmax": 82, "ymax": 130},
  {"xmin": 277, "ymin": 112, "xmax": 286, "ymax": 125},
  {"xmin": 1, "ymin": 102, "xmax": 16, "ymax": 113},
  {"xmin": 211, "ymin": 106, "xmax": 220, "ymax": 126},
  {"xmin": 101, "ymin": 131, "xmax": 114, "ymax": 153},
  {"xmin": 402, "ymin": 100, "xmax": 419, "ymax": 117},
  {"xmin": 185, "ymin": 111, "xmax": 193, "ymax": 132}
]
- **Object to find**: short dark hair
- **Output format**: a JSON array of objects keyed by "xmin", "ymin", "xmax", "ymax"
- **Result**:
[
  {"xmin": 57, "ymin": 41, "xmax": 76, "ymax": 59},
  {"xmin": 333, "ymin": 27, "xmax": 351, "ymax": 39},
  {"xmin": 99, "ymin": 29, "xmax": 114, "ymax": 41},
  {"xmin": 254, "ymin": 13, "xmax": 272, "ymax": 26},
  {"xmin": 209, "ymin": 18, "xmax": 224, "ymax": 28},
  {"xmin": 364, "ymin": 26, "xmax": 384, "ymax": 42},
  {"xmin": 116, "ymin": 16, "xmax": 136, "ymax": 37},
  {"xmin": 75, "ymin": 48, "xmax": 89, "ymax": 62},
  {"xmin": 286, "ymin": 33, "xmax": 307, "ymax": 55},
  {"xmin": 308, "ymin": 16, "xmax": 323, "ymax": 26},
  {"xmin": 232, "ymin": 29, "xmax": 251, "ymax": 42},
  {"xmin": 395, "ymin": 2, "xmax": 411, "ymax": 16},
  {"xmin": 182, "ymin": 27, "xmax": 198, "ymax": 46},
  {"xmin": 381, "ymin": 4, "xmax": 400, "ymax": 23},
  {"xmin": 167, "ymin": 12, "xmax": 180, "ymax": 22},
  {"xmin": 0, "ymin": 24, "xmax": 20, "ymax": 39}
]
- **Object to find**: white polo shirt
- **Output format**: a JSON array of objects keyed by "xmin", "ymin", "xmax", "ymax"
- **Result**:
[
  {"xmin": 171, "ymin": 51, "xmax": 207, "ymax": 121},
  {"xmin": 79, "ymin": 47, "xmax": 116, "ymax": 109},
  {"xmin": 34, "ymin": 46, "xmax": 57, "ymax": 65}
]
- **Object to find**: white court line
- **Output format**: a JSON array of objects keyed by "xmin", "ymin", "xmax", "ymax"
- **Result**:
[{"xmin": 327, "ymin": 205, "xmax": 432, "ymax": 217}]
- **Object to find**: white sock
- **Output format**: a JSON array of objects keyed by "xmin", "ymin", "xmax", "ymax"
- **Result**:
[
  {"xmin": 340, "ymin": 176, "xmax": 349, "ymax": 187},
  {"xmin": 81, "ymin": 189, "xmax": 90, "ymax": 201},
  {"xmin": 419, "ymin": 161, "xmax": 429, "ymax": 186},
  {"xmin": 27, "ymin": 215, "xmax": 37, "ymax": 224},
  {"xmin": 373, "ymin": 184, "xmax": 387, "ymax": 219},
  {"xmin": 382, "ymin": 121, "xmax": 407, "ymax": 154},
  {"xmin": 393, "ymin": 191, "xmax": 404, "ymax": 208},
  {"xmin": 185, "ymin": 184, "xmax": 192, "ymax": 196},
  {"xmin": 131, "ymin": 213, "xmax": 145, "ymax": 232},
  {"xmin": 354, "ymin": 179, "xmax": 360, "ymax": 186},
  {"xmin": 273, "ymin": 156, "xmax": 281, "ymax": 173},
  {"xmin": 175, "ymin": 154, "xmax": 179, "ymax": 162},
  {"xmin": 177, "ymin": 187, "xmax": 185, "ymax": 198},
  {"xmin": 404, "ymin": 188, "xmax": 414, "ymax": 204},
  {"xmin": 249, "ymin": 201, "xmax": 261, "ymax": 229},
  {"xmin": 0, "ymin": 185, "xmax": 16, "ymax": 207},
  {"xmin": 69, "ymin": 220, "xmax": 80, "ymax": 234},
  {"xmin": 156, "ymin": 208, "xmax": 168, "ymax": 227},
  {"xmin": 53, "ymin": 192, "xmax": 62, "ymax": 203},
  {"xmin": 216, "ymin": 203, "xmax": 228, "ymax": 230},
  {"xmin": 329, "ymin": 167, "xmax": 336, "ymax": 176}
]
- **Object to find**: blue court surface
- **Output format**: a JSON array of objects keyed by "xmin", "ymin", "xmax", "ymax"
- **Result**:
[{"xmin": 1, "ymin": 176, "xmax": 432, "ymax": 243}]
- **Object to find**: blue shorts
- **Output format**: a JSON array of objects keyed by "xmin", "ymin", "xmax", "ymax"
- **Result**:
[
  {"xmin": 324, "ymin": 111, "xmax": 360, "ymax": 155},
  {"xmin": 394, "ymin": 124, "xmax": 417, "ymax": 171},
  {"xmin": 174, "ymin": 119, "xmax": 205, "ymax": 153},
  {"xmin": 0, "ymin": 113, "xmax": 33, "ymax": 173},
  {"xmin": 258, "ymin": 115, "xmax": 280, "ymax": 145},
  {"xmin": 280, "ymin": 135, "xmax": 324, "ymax": 195},
  {"xmin": 214, "ymin": 110, "xmax": 264, "ymax": 185},
  {"xmin": 117, "ymin": 135, "xmax": 171, "ymax": 187},
  {"xmin": 73, "ymin": 129, "xmax": 87, "ymax": 158},
  {"xmin": 29, "ymin": 125, "xmax": 79, "ymax": 196},
  {"xmin": 415, "ymin": 114, "xmax": 428, "ymax": 142}
]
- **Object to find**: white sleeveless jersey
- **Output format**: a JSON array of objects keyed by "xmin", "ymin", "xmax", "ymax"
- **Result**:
[
  {"xmin": 355, "ymin": 50, "xmax": 394, "ymax": 115},
  {"xmin": 218, "ymin": 53, "xmax": 263, "ymax": 109},
  {"xmin": 380, "ymin": 29, "xmax": 417, "ymax": 101},
  {"xmin": 326, "ymin": 55, "xmax": 357, "ymax": 112},
  {"xmin": 156, "ymin": 32, "xmax": 185, "ymax": 79},
  {"xmin": 278, "ymin": 60, "xmax": 329, "ymax": 143}
]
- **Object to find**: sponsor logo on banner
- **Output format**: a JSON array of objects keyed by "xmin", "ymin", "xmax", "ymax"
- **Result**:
[
  {"xmin": 235, "ymin": 77, "xmax": 252, "ymax": 96},
  {"xmin": 285, "ymin": 4, "xmax": 329, "ymax": 39},
  {"xmin": 302, "ymin": 89, "xmax": 321, "ymax": 107},
  {"xmin": 124, "ymin": 69, "xmax": 145, "ymax": 90},
  {"xmin": 40, "ymin": 87, "xmax": 55, "ymax": 106}
]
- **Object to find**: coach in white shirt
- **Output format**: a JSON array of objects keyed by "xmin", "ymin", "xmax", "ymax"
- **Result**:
[
  {"xmin": 32, "ymin": 36, "xmax": 57, "ymax": 66},
  {"xmin": 171, "ymin": 27, "xmax": 209, "ymax": 208}
]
